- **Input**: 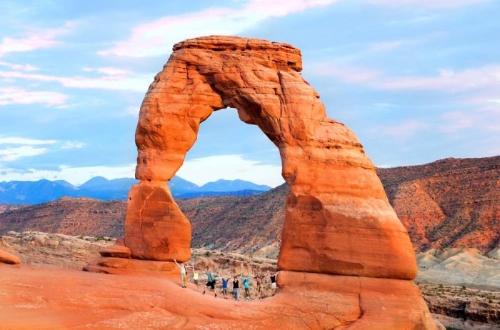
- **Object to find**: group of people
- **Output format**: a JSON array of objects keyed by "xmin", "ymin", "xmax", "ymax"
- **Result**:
[{"xmin": 174, "ymin": 260, "xmax": 277, "ymax": 300}]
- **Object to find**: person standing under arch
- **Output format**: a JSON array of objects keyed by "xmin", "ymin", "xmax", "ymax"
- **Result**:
[{"xmin": 173, "ymin": 259, "xmax": 187, "ymax": 288}]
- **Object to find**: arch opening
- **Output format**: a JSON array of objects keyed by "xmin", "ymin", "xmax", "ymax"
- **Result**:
[{"xmin": 173, "ymin": 106, "xmax": 284, "ymax": 259}]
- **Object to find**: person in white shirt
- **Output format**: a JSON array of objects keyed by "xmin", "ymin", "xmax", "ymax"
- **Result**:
[{"xmin": 174, "ymin": 259, "xmax": 187, "ymax": 288}]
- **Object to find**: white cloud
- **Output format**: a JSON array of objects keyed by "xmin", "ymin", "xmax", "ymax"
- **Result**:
[
  {"xmin": 0, "ymin": 22, "xmax": 75, "ymax": 57},
  {"xmin": 365, "ymin": 0, "xmax": 488, "ymax": 9},
  {"xmin": 0, "ymin": 164, "xmax": 136, "ymax": 185},
  {"xmin": 0, "ymin": 136, "xmax": 86, "ymax": 162},
  {"xmin": 0, "ymin": 136, "xmax": 57, "ymax": 145},
  {"xmin": 441, "ymin": 107, "xmax": 500, "ymax": 134},
  {"xmin": 99, "ymin": 0, "xmax": 338, "ymax": 57},
  {"xmin": 82, "ymin": 66, "xmax": 130, "ymax": 77},
  {"xmin": 0, "ymin": 60, "xmax": 37, "ymax": 71},
  {"xmin": 177, "ymin": 154, "xmax": 283, "ymax": 187},
  {"xmin": 60, "ymin": 141, "xmax": 86, "ymax": 149},
  {"xmin": 366, "ymin": 37, "xmax": 428, "ymax": 53},
  {"xmin": 0, "ymin": 146, "xmax": 48, "ymax": 161},
  {"xmin": 0, "ymin": 69, "xmax": 151, "ymax": 93},
  {"xmin": 376, "ymin": 119, "xmax": 429, "ymax": 139},
  {"xmin": 311, "ymin": 63, "xmax": 500, "ymax": 93},
  {"xmin": 0, "ymin": 87, "xmax": 68, "ymax": 107}
]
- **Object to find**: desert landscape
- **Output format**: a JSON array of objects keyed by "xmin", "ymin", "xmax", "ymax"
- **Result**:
[
  {"xmin": 1, "ymin": 1, "xmax": 499, "ymax": 329},
  {"xmin": 0, "ymin": 156, "xmax": 499, "ymax": 328}
]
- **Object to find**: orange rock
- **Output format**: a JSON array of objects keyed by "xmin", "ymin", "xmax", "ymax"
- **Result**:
[
  {"xmin": 126, "ymin": 35, "xmax": 416, "ymax": 279},
  {"xmin": 99, "ymin": 245, "xmax": 131, "ymax": 258},
  {"xmin": 124, "ymin": 181, "xmax": 191, "ymax": 261},
  {"xmin": 0, "ymin": 248, "xmax": 21, "ymax": 265},
  {"xmin": 84, "ymin": 257, "xmax": 178, "ymax": 276},
  {"xmin": 0, "ymin": 266, "xmax": 437, "ymax": 329}
]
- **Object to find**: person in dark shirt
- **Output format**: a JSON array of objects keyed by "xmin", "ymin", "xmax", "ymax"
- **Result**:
[
  {"xmin": 270, "ymin": 272, "xmax": 277, "ymax": 290},
  {"xmin": 232, "ymin": 275, "xmax": 240, "ymax": 300}
]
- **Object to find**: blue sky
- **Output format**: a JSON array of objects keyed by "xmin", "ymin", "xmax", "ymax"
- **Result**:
[{"xmin": 0, "ymin": 0, "xmax": 498, "ymax": 187}]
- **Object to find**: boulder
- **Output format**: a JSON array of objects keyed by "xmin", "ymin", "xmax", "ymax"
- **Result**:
[
  {"xmin": 99, "ymin": 245, "xmax": 131, "ymax": 258},
  {"xmin": 0, "ymin": 249, "xmax": 21, "ymax": 265}
]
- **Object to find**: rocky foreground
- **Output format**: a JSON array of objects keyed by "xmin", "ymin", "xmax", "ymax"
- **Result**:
[{"xmin": 1, "ymin": 231, "xmax": 498, "ymax": 329}]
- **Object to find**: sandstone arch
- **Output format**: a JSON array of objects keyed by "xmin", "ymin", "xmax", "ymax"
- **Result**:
[{"xmin": 124, "ymin": 36, "xmax": 417, "ymax": 280}]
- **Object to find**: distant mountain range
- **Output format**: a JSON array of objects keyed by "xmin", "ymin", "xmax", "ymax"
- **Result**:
[
  {"xmin": 0, "ymin": 176, "xmax": 271, "ymax": 205},
  {"xmin": 1, "ymin": 156, "xmax": 497, "ymax": 258}
]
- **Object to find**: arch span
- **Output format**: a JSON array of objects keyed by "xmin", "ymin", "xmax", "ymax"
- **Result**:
[{"xmin": 124, "ymin": 36, "xmax": 416, "ymax": 280}]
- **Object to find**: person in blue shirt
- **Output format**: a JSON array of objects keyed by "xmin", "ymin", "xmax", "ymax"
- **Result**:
[
  {"xmin": 221, "ymin": 276, "xmax": 229, "ymax": 297},
  {"xmin": 242, "ymin": 275, "xmax": 251, "ymax": 299}
]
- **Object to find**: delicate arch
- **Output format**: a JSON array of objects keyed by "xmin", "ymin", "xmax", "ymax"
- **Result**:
[{"xmin": 124, "ymin": 36, "xmax": 416, "ymax": 279}]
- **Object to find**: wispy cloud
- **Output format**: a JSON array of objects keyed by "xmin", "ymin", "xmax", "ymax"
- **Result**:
[
  {"xmin": 0, "ymin": 69, "xmax": 151, "ymax": 93},
  {"xmin": 0, "ymin": 60, "xmax": 37, "ymax": 72},
  {"xmin": 311, "ymin": 62, "xmax": 500, "ymax": 93},
  {"xmin": 60, "ymin": 141, "xmax": 86, "ymax": 149},
  {"xmin": 0, "ymin": 87, "xmax": 68, "ymax": 107},
  {"xmin": 441, "ymin": 108, "xmax": 500, "ymax": 134},
  {"xmin": 0, "ymin": 146, "xmax": 48, "ymax": 161},
  {"xmin": 0, "ymin": 164, "xmax": 136, "ymax": 185},
  {"xmin": 0, "ymin": 22, "xmax": 75, "ymax": 57},
  {"xmin": 99, "ymin": 0, "xmax": 338, "ymax": 57},
  {"xmin": 372, "ymin": 119, "xmax": 429, "ymax": 139},
  {"xmin": 365, "ymin": 0, "xmax": 488, "ymax": 9},
  {"xmin": 0, "ymin": 136, "xmax": 86, "ymax": 162},
  {"xmin": 177, "ymin": 154, "xmax": 283, "ymax": 187},
  {"xmin": 0, "ymin": 136, "xmax": 57, "ymax": 145}
]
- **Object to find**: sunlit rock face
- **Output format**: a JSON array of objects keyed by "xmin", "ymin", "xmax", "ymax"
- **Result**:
[{"xmin": 125, "ymin": 36, "xmax": 416, "ymax": 279}]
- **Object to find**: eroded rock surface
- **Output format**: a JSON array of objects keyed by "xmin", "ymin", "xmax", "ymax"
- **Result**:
[
  {"xmin": 0, "ymin": 248, "xmax": 20, "ymax": 265},
  {"xmin": 125, "ymin": 35, "xmax": 417, "ymax": 280}
]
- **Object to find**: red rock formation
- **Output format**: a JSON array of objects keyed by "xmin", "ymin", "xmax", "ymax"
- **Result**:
[
  {"xmin": 99, "ymin": 245, "xmax": 131, "ymax": 258},
  {"xmin": 125, "ymin": 36, "xmax": 417, "ymax": 280},
  {"xmin": 125, "ymin": 181, "xmax": 191, "ymax": 261},
  {"xmin": 0, "ymin": 249, "xmax": 21, "ymax": 265},
  {"xmin": 116, "ymin": 35, "xmax": 435, "ymax": 329}
]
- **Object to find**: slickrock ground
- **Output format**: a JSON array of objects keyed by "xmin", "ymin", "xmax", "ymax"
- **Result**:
[
  {"xmin": 1, "ymin": 231, "xmax": 498, "ymax": 329},
  {"xmin": 1, "ymin": 232, "xmax": 435, "ymax": 329},
  {"xmin": 1, "ymin": 265, "xmax": 437, "ymax": 330}
]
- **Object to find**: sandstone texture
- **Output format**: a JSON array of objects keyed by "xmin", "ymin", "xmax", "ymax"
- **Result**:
[
  {"xmin": 0, "ymin": 265, "xmax": 436, "ymax": 330},
  {"xmin": 99, "ymin": 244, "xmax": 131, "ymax": 258},
  {"xmin": 125, "ymin": 181, "xmax": 191, "ymax": 261},
  {"xmin": 0, "ymin": 248, "xmax": 20, "ymax": 264},
  {"xmin": 126, "ymin": 35, "xmax": 417, "ymax": 281}
]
